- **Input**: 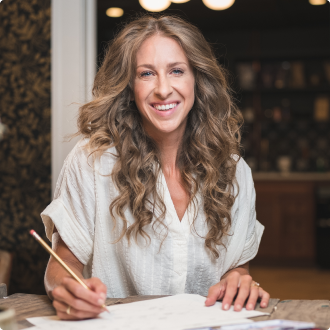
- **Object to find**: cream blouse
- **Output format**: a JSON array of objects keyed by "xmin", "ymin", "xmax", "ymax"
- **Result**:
[{"xmin": 41, "ymin": 138, "xmax": 264, "ymax": 298}]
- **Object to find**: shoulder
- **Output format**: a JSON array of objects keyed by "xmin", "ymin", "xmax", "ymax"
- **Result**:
[
  {"xmin": 65, "ymin": 138, "xmax": 117, "ymax": 169},
  {"xmin": 231, "ymin": 155, "xmax": 254, "ymax": 196},
  {"xmin": 235, "ymin": 156, "xmax": 253, "ymax": 182}
]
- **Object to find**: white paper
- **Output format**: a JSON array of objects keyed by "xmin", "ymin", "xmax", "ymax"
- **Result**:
[
  {"xmin": 220, "ymin": 319, "xmax": 315, "ymax": 330},
  {"xmin": 28, "ymin": 294, "xmax": 268, "ymax": 330}
]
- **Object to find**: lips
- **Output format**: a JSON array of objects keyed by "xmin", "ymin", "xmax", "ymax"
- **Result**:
[
  {"xmin": 149, "ymin": 101, "xmax": 180, "ymax": 117},
  {"xmin": 150, "ymin": 102, "xmax": 180, "ymax": 111}
]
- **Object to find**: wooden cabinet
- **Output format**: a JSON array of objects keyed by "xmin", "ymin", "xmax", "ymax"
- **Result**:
[{"xmin": 253, "ymin": 181, "xmax": 315, "ymax": 265}]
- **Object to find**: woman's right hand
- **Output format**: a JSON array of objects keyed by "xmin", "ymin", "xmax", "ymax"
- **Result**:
[{"xmin": 52, "ymin": 276, "xmax": 107, "ymax": 320}]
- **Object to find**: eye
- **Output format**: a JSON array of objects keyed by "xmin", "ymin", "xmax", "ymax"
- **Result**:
[
  {"xmin": 140, "ymin": 71, "xmax": 153, "ymax": 77},
  {"xmin": 171, "ymin": 68, "xmax": 184, "ymax": 75}
]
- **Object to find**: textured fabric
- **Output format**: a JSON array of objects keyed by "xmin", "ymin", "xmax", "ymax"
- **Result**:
[{"xmin": 41, "ymin": 138, "xmax": 264, "ymax": 298}]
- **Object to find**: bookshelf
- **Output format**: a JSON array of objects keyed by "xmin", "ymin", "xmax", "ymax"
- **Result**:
[{"xmin": 236, "ymin": 56, "xmax": 330, "ymax": 173}]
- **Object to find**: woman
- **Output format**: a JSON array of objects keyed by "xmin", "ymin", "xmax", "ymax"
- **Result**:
[{"xmin": 42, "ymin": 15, "xmax": 269, "ymax": 320}]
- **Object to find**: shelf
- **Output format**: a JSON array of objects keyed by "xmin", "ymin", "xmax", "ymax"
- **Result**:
[
  {"xmin": 239, "ymin": 88, "xmax": 330, "ymax": 94},
  {"xmin": 253, "ymin": 172, "xmax": 330, "ymax": 182}
]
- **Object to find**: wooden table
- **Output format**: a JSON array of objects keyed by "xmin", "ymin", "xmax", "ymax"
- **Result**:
[{"xmin": 0, "ymin": 294, "xmax": 329, "ymax": 329}]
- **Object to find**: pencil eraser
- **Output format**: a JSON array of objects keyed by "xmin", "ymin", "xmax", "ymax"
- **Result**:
[{"xmin": 30, "ymin": 229, "xmax": 35, "ymax": 235}]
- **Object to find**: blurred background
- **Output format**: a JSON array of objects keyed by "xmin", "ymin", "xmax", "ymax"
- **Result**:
[{"xmin": 0, "ymin": 0, "xmax": 330, "ymax": 299}]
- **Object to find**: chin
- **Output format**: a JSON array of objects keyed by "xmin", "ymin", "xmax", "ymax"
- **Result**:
[{"xmin": 156, "ymin": 124, "xmax": 181, "ymax": 134}]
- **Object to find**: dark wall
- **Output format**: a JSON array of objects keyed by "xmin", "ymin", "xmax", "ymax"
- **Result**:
[{"xmin": 0, "ymin": 0, "xmax": 51, "ymax": 294}]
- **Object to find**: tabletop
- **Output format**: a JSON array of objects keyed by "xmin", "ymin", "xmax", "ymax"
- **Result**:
[{"xmin": 0, "ymin": 294, "xmax": 329, "ymax": 329}]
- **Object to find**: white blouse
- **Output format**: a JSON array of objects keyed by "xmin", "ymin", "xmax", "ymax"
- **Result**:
[{"xmin": 41, "ymin": 138, "xmax": 264, "ymax": 298}]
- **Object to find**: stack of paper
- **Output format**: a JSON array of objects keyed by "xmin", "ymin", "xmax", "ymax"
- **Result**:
[{"xmin": 27, "ymin": 294, "xmax": 268, "ymax": 330}]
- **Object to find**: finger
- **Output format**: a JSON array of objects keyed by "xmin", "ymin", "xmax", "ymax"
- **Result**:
[
  {"xmin": 259, "ymin": 288, "xmax": 270, "ymax": 308},
  {"xmin": 245, "ymin": 286, "xmax": 260, "ymax": 310},
  {"xmin": 56, "ymin": 309, "xmax": 99, "ymax": 320},
  {"xmin": 85, "ymin": 277, "xmax": 107, "ymax": 299},
  {"xmin": 53, "ymin": 298, "xmax": 103, "ymax": 316},
  {"xmin": 205, "ymin": 281, "xmax": 226, "ymax": 307},
  {"xmin": 233, "ymin": 275, "xmax": 253, "ymax": 311},
  {"xmin": 221, "ymin": 271, "xmax": 240, "ymax": 310},
  {"xmin": 53, "ymin": 300, "xmax": 101, "ymax": 320},
  {"xmin": 52, "ymin": 285, "xmax": 104, "ymax": 314},
  {"xmin": 62, "ymin": 277, "xmax": 106, "ymax": 308},
  {"xmin": 56, "ymin": 311, "xmax": 80, "ymax": 321}
]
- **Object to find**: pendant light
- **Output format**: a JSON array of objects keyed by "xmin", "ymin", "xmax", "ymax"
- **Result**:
[
  {"xmin": 106, "ymin": 7, "xmax": 124, "ymax": 17},
  {"xmin": 171, "ymin": 0, "xmax": 190, "ymax": 3},
  {"xmin": 309, "ymin": 0, "xmax": 326, "ymax": 4},
  {"xmin": 202, "ymin": 0, "xmax": 235, "ymax": 10},
  {"xmin": 139, "ymin": 0, "xmax": 171, "ymax": 12}
]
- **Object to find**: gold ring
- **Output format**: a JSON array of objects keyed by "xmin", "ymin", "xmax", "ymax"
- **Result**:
[
  {"xmin": 251, "ymin": 281, "xmax": 260, "ymax": 287},
  {"xmin": 66, "ymin": 305, "xmax": 71, "ymax": 315}
]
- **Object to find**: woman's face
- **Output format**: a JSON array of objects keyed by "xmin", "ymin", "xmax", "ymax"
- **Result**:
[{"xmin": 133, "ymin": 35, "xmax": 195, "ymax": 138}]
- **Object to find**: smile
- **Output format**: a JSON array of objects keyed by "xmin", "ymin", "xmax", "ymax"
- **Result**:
[{"xmin": 152, "ymin": 103, "xmax": 179, "ymax": 111}]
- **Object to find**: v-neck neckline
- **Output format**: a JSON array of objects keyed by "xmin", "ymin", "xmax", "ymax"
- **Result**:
[
  {"xmin": 158, "ymin": 169, "xmax": 197, "ymax": 240},
  {"xmin": 160, "ymin": 169, "xmax": 189, "ymax": 223}
]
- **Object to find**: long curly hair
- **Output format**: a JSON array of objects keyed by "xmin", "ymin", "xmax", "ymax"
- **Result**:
[{"xmin": 77, "ymin": 15, "xmax": 243, "ymax": 258}]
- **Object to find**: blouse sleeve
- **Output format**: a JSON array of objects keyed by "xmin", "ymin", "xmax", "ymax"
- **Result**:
[
  {"xmin": 41, "ymin": 139, "xmax": 95, "ymax": 265},
  {"xmin": 222, "ymin": 157, "xmax": 264, "ymax": 272},
  {"xmin": 235, "ymin": 158, "xmax": 264, "ymax": 266}
]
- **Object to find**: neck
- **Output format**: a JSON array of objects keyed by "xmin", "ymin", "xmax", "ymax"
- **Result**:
[{"xmin": 143, "ymin": 121, "xmax": 187, "ymax": 177}]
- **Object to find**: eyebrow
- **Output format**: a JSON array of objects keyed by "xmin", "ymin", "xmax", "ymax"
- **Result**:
[{"xmin": 136, "ymin": 62, "xmax": 188, "ymax": 69}]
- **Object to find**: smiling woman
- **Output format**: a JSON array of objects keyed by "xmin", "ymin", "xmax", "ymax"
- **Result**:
[{"xmin": 41, "ymin": 15, "xmax": 269, "ymax": 321}]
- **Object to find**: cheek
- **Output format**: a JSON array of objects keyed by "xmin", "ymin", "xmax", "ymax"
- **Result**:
[
  {"xmin": 183, "ymin": 79, "xmax": 195, "ymax": 107},
  {"xmin": 133, "ymin": 85, "xmax": 150, "ymax": 119},
  {"xmin": 133, "ymin": 81, "xmax": 152, "ymax": 106}
]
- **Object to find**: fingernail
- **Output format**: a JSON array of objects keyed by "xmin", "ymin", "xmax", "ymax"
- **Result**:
[
  {"xmin": 247, "ymin": 304, "xmax": 253, "ymax": 310},
  {"xmin": 98, "ymin": 298, "xmax": 105, "ymax": 305},
  {"xmin": 261, "ymin": 302, "xmax": 266, "ymax": 307},
  {"xmin": 235, "ymin": 304, "xmax": 241, "ymax": 310},
  {"xmin": 100, "ymin": 292, "xmax": 106, "ymax": 300},
  {"xmin": 205, "ymin": 298, "xmax": 210, "ymax": 305},
  {"xmin": 224, "ymin": 304, "xmax": 229, "ymax": 310}
]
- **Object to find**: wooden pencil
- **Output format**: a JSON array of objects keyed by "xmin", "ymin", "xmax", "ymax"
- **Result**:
[{"xmin": 29, "ymin": 229, "xmax": 109, "ymax": 313}]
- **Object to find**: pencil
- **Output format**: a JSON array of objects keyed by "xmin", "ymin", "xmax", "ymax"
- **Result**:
[{"xmin": 29, "ymin": 229, "xmax": 109, "ymax": 313}]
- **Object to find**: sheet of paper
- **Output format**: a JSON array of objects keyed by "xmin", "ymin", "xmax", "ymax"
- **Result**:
[
  {"xmin": 28, "ymin": 294, "xmax": 268, "ymax": 330},
  {"xmin": 220, "ymin": 319, "xmax": 316, "ymax": 330}
]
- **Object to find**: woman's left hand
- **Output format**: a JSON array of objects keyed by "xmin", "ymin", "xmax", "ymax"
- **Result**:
[{"xmin": 205, "ymin": 270, "xmax": 270, "ymax": 311}]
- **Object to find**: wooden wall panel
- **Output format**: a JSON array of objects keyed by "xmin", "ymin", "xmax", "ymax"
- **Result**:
[{"xmin": 254, "ymin": 182, "xmax": 315, "ymax": 265}]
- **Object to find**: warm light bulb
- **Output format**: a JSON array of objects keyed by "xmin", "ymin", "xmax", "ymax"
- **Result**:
[
  {"xmin": 106, "ymin": 7, "xmax": 124, "ymax": 17},
  {"xmin": 202, "ymin": 0, "xmax": 235, "ymax": 10},
  {"xmin": 309, "ymin": 0, "xmax": 326, "ymax": 4},
  {"xmin": 139, "ymin": 0, "xmax": 171, "ymax": 12},
  {"xmin": 171, "ymin": 0, "xmax": 190, "ymax": 3}
]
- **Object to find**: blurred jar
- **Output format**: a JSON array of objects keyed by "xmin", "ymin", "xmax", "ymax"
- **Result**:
[{"xmin": 277, "ymin": 156, "xmax": 292, "ymax": 173}]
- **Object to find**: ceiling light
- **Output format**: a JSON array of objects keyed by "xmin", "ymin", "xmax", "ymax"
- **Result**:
[
  {"xmin": 171, "ymin": 0, "xmax": 190, "ymax": 3},
  {"xmin": 202, "ymin": 0, "xmax": 235, "ymax": 10},
  {"xmin": 106, "ymin": 7, "xmax": 124, "ymax": 17},
  {"xmin": 309, "ymin": 0, "xmax": 326, "ymax": 4},
  {"xmin": 139, "ymin": 0, "xmax": 171, "ymax": 12}
]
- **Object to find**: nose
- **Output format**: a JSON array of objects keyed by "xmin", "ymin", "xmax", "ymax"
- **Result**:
[{"xmin": 154, "ymin": 74, "xmax": 173, "ymax": 99}]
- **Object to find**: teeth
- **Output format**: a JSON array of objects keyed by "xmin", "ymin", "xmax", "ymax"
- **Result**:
[{"xmin": 154, "ymin": 103, "xmax": 177, "ymax": 111}]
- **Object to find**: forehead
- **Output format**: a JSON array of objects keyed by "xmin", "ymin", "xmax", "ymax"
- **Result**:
[{"xmin": 136, "ymin": 35, "xmax": 188, "ymax": 67}]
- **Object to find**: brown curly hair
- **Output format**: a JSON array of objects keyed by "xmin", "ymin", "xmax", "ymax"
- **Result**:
[{"xmin": 77, "ymin": 15, "xmax": 242, "ymax": 258}]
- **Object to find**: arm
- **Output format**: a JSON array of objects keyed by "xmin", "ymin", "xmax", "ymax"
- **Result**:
[
  {"xmin": 45, "ymin": 228, "xmax": 107, "ymax": 320},
  {"xmin": 205, "ymin": 262, "xmax": 270, "ymax": 311}
]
